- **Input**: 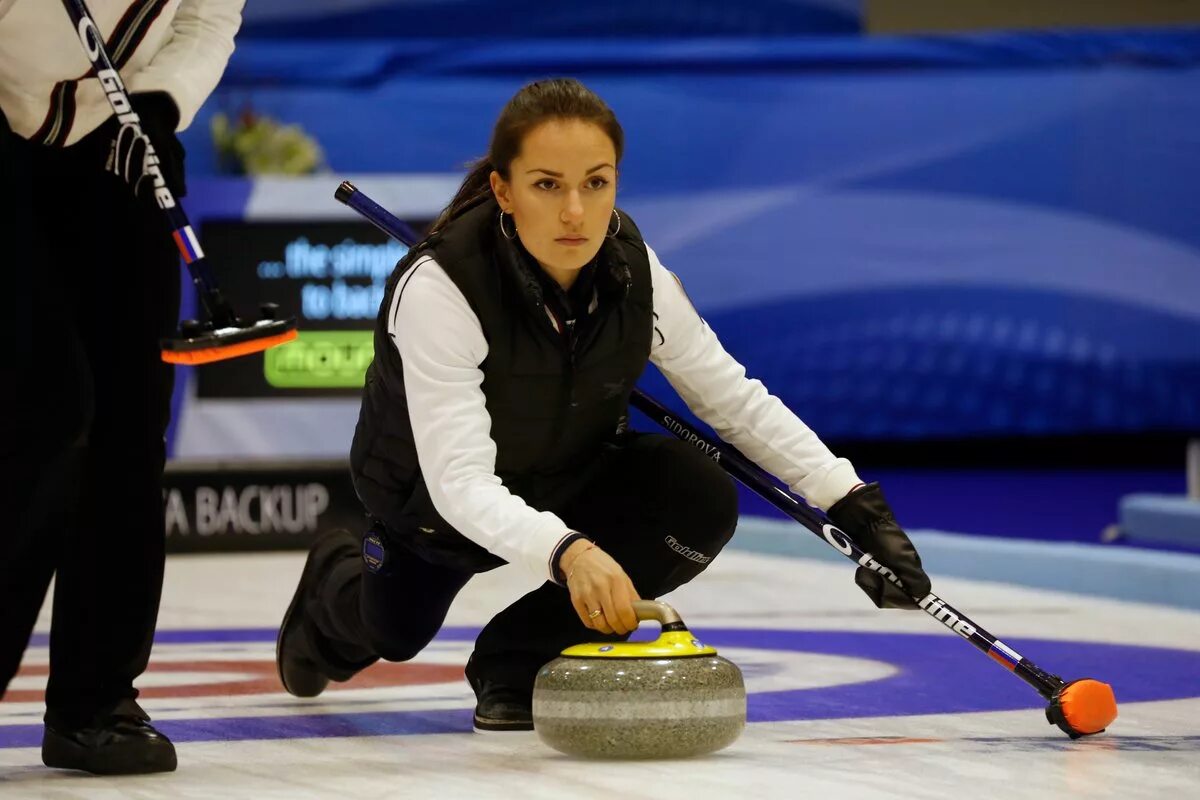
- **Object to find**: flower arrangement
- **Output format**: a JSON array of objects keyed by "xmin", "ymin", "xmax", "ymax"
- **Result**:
[{"xmin": 211, "ymin": 108, "xmax": 326, "ymax": 175}]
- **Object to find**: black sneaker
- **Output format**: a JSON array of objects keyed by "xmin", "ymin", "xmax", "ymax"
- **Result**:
[
  {"xmin": 465, "ymin": 656, "xmax": 534, "ymax": 732},
  {"xmin": 277, "ymin": 528, "xmax": 360, "ymax": 697},
  {"xmin": 42, "ymin": 699, "xmax": 177, "ymax": 775},
  {"xmin": 472, "ymin": 687, "xmax": 534, "ymax": 733}
]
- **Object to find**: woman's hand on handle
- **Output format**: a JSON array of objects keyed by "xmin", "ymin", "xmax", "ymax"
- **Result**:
[{"xmin": 560, "ymin": 540, "xmax": 641, "ymax": 635}]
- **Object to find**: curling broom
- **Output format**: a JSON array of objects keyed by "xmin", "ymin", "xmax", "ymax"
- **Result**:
[{"xmin": 61, "ymin": 0, "xmax": 298, "ymax": 365}]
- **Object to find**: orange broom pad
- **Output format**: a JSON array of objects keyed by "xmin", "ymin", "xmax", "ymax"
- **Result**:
[
  {"xmin": 1053, "ymin": 679, "xmax": 1118, "ymax": 737},
  {"xmin": 161, "ymin": 329, "xmax": 298, "ymax": 365}
]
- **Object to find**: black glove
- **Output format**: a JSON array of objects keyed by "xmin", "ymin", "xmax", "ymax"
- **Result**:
[
  {"xmin": 105, "ymin": 91, "xmax": 185, "ymax": 199},
  {"xmin": 826, "ymin": 482, "xmax": 931, "ymax": 609}
]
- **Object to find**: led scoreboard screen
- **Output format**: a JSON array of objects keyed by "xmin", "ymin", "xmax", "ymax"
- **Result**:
[{"xmin": 195, "ymin": 219, "xmax": 430, "ymax": 398}]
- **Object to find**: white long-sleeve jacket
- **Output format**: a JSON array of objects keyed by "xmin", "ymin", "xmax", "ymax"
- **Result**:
[
  {"xmin": 389, "ymin": 243, "xmax": 863, "ymax": 582},
  {"xmin": 0, "ymin": 0, "xmax": 243, "ymax": 145}
]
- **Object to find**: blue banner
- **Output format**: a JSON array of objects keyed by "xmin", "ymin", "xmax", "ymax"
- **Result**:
[{"xmin": 238, "ymin": 0, "xmax": 863, "ymax": 39}]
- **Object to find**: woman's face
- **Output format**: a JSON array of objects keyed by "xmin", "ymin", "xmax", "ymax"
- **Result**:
[{"xmin": 490, "ymin": 118, "xmax": 618, "ymax": 287}]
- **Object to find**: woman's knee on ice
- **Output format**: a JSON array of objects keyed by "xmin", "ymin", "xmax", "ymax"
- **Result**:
[
  {"xmin": 361, "ymin": 602, "xmax": 444, "ymax": 663},
  {"xmin": 365, "ymin": 625, "xmax": 438, "ymax": 664}
]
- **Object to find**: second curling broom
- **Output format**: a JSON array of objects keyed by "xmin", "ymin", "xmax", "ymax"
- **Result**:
[{"xmin": 61, "ymin": 0, "xmax": 298, "ymax": 365}]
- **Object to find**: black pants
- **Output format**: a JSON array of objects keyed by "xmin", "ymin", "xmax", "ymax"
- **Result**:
[
  {"xmin": 0, "ymin": 115, "xmax": 181, "ymax": 726},
  {"xmin": 304, "ymin": 434, "xmax": 739, "ymax": 691}
]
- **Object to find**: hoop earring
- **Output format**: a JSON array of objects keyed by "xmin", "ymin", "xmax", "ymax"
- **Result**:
[
  {"xmin": 606, "ymin": 209, "xmax": 621, "ymax": 239},
  {"xmin": 498, "ymin": 209, "xmax": 516, "ymax": 240}
]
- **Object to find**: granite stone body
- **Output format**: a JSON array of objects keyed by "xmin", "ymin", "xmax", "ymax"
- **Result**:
[{"xmin": 532, "ymin": 653, "xmax": 746, "ymax": 759}]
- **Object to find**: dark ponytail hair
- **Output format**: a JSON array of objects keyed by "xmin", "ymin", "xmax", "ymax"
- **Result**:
[{"xmin": 431, "ymin": 78, "xmax": 624, "ymax": 232}]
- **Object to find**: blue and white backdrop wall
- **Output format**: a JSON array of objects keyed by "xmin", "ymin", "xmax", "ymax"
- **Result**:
[{"xmin": 169, "ymin": 5, "xmax": 1200, "ymax": 539}]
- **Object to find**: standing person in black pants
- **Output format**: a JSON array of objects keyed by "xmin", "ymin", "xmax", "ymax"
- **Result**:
[
  {"xmin": 277, "ymin": 78, "xmax": 933, "ymax": 732},
  {"xmin": 0, "ymin": 0, "xmax": 244, "ymax": 775}
]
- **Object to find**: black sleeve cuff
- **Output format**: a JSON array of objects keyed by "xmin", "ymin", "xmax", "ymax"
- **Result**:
[{"xmin": 550, "ymin": 532, "xmax": 591, "ymax": 587}]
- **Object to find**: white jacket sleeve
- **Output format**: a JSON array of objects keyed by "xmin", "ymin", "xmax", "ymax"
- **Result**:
[
  {"xmin": 125, "ymin": 0, "xmax": 245, "ymax": 131},
  {"xmin": 647, "ymin": 244, "xmax": 862, "ymax": 511},
  {"xmin": 389, "ymin": 256, "xmax": 577, "ymax": 582}
]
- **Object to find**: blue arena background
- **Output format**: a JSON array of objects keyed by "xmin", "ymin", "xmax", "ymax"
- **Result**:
[{"xmin": 172, "ymin": 4, "xmax": 1200, "ymax": 543}]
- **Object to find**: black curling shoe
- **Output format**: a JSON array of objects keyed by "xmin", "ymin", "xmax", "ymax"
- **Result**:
[
  {"xmin": 277, "ymin": 528, "xmax": 360, "ymax": 697},
  {"xmin": 472, "ymin": 688, "xmax": 535, "ymax": 733},
  {"xmin": 466, "ymin": 657, "xmax": 534, "ymax": 732},
  {"xmin": 42, "ymin": 700, "xmax": 177, "ymax": 775}
]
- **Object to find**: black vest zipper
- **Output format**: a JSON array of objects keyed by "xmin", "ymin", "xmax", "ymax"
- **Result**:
[
  {"xmin": 537, "ymin": 302, "xmax": 577, "ymax": 452},
  {"xmin": 565, "ymin": 318, "xmax": 579, "ymax": 408}
]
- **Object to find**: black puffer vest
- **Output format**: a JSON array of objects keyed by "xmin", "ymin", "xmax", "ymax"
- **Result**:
[{"xmin": 349, "ymin": 197, "xmax": 654, "ymax": 542}]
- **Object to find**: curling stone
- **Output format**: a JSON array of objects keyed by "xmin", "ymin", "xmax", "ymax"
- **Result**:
[
  {"xmin": 1046, "ymin": 678, "xmax": 1118, "ymax": 739},
  {"xmin": 532, "ymin": 600, "xmax": 745, "ymax": 759}
]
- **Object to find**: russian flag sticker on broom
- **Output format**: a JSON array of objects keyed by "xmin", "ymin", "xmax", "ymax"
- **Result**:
[{"xmin": 171, "ymin": 225, "xmax": 204, "ymax": 264}]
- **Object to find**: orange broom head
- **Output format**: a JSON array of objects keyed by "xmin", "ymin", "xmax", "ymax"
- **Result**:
[
  {"xmin": 161, "ymin": 329, "xmax": 298, "ymax": 365},
  {"xmin": 1051, "ymin": 679, "xmax": 1118, "ymax": 737}
]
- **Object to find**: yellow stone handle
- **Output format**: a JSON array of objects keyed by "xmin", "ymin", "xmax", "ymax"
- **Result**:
[
  {"xmin": 558, "ymin": 600, "xmax": 715, "ymax": 657},
  {"xmin": 632, "ymin": 600, "xmax": 684, "ymax": 628}
]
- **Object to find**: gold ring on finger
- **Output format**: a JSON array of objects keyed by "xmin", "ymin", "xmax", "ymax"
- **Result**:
[{"xmin": 588, "ymin": 609, "xmax": 602, "ymax": 619}]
